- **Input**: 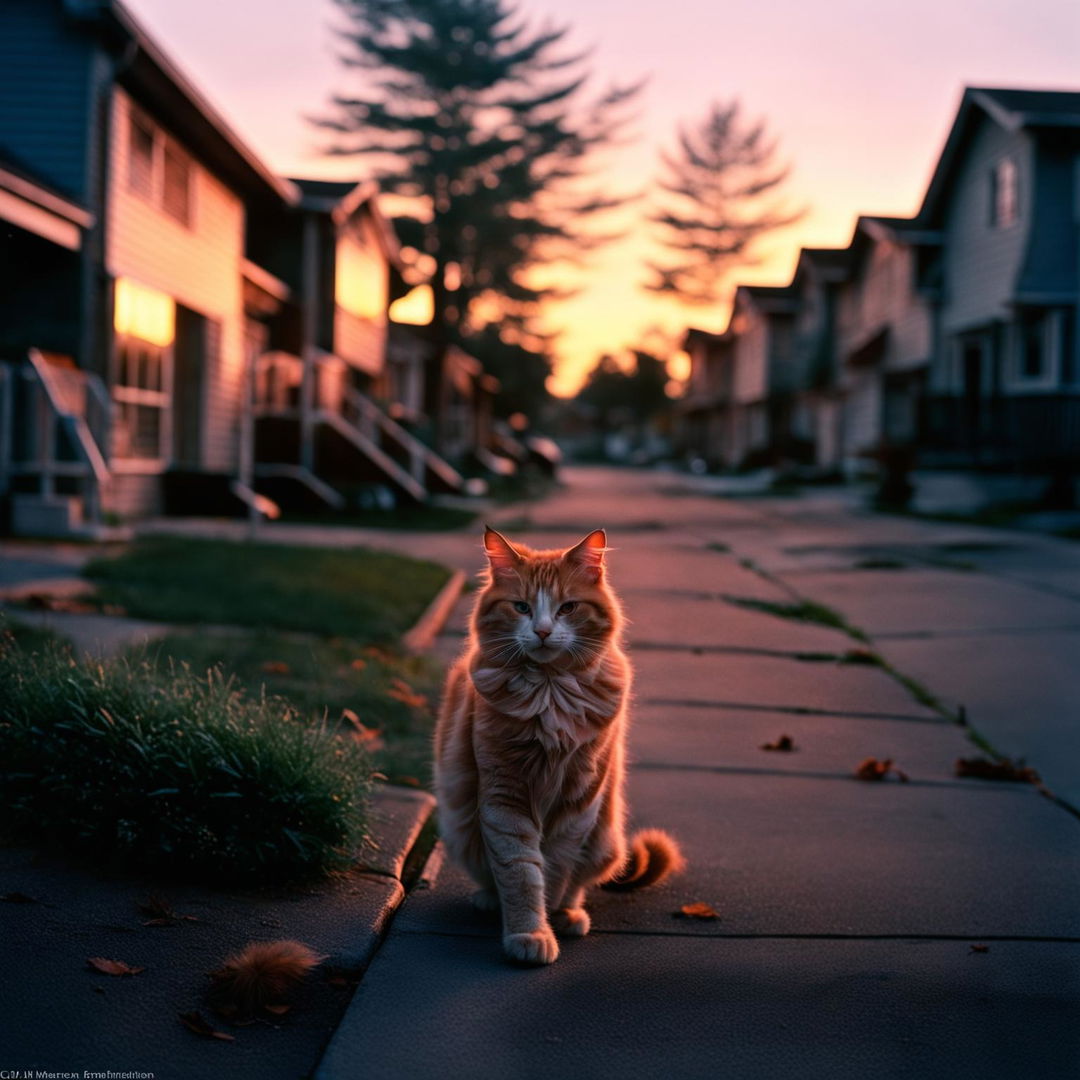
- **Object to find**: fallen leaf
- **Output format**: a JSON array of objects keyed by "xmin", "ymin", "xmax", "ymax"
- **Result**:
[
  {"xmin": 137, "ymin": 894, "xmax": 198, "ymax": 926},
  {"xmin": 854, "ymin": 757, "xmax": 909, "ymax": 783},
  {"xmin": 955, "ymin": 757, "xmax": 1039, "ymax": 784},
  {"xmin": 349, "ymin": 658, "xmax": 367, "ymax": 672},
  {"xmin": 0, "ymin": 891, "xmax": 38, "ymax": 903},
  {"xmin": 761, "ymin": 734, "xmax": 795, "ymax": 752},
  {"xmin": 179, "ymin": 1011, "xmax": 235, "ymax": 1042},
  {"xmin": 397, "ymin": 776, "xmax": 421, "ymax": 788},
  {"xmin": 674, "ymin": 902, "xmax": 719, "ymax": 920},
  {"xmin": 261, "ymin": 661, "xmax": 290, "ymax": 675},
  {"xmin": 87, "ymin": 957, "xmax": 145, "ymax": 977},
  {"xmin": 970, "ymin": 944, "xmax": 990, "ymax": 954}
]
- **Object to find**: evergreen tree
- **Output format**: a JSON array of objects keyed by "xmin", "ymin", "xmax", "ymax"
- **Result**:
[
  {"xmin": 645, "ymin": 100, "xmax": 803, "ymax": 305},
  {"xmin": 315, "ymin": 0, "xmax": 639, "ymax": 341}
]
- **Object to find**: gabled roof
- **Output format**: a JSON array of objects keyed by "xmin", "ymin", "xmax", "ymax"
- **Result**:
[
  {"xmin": 917, "ymin": 86, "xmax": 1080, "ymax": 225},
  {"xmin": 793, "ymin": 246, "xmax": 853, "ymax": 286},
  {"xmin": 63, "ymin": 0, "xmax": 296, "ymax": 206},
  {"xmin": 734, "ymin": 283, "xmax": 799, "ymax": 315},
  {"xmin": 289, "ymin": 177, "xmax": 402, "ymax": 268}
]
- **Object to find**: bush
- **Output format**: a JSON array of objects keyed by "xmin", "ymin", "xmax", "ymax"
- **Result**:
[{"xmin": 0, "ymin": 634, "xmax": 370, "ymax": 883}]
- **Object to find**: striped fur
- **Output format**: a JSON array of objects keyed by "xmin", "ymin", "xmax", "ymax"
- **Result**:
[{"xmin": 435, "ymin": 527, "xmax": 684, "ymax": 966}]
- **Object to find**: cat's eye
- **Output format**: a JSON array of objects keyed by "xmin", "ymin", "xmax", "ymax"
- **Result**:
[
  {"xmin": 513, "ymin": 601, "xmax": 531, "ymax": 614},
  {"xmin": 558, "ymin": 601, "xmax": 577, "ymax": 615}
]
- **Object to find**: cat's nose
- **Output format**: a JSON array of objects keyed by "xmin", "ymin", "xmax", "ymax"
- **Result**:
[{"xmin": 535, "ymin": 628, "xmax": 551, "ymax": 640}]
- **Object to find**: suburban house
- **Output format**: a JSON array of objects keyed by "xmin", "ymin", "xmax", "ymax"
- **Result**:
[
  {"xmin": 726, "ymin": 284, "xmax": 799, "ymax": 467},
  {"xmin": 675, "ymin": 326, "xmax": 734, "ymax": 469},
  {"xmin": 0, "ymin": 0, "xmax": 473, "ymax": 536},
  {"xmin": 916, "ymin": 88, "xmax": 1080, "ymax": 478},
  {"xmin": 679, "ymin": 86, "xmax": 1080, "ymax": 499},
  {"xmin": 787, "ymin": 246, "xmax": 852, "ymax": 472},
  {"xmin": 833, "ymin": 215, "xmax": 939, "ymax": 474}
]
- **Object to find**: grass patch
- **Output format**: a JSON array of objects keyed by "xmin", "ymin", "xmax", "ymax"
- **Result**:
[
  {"xmin": 0, "ymin": 636, "xmax": 370, "ymax": 883},
  {"xmin": 723, "ymin": 595, "xmax": 870, "ymax": 643},
  {"xmin": 85, "ymin": 537, "xmax": 449, "ymax": 641},
  {"xmin": 139, "ymin": 631, "xmax": 442, "ymax": 787}
]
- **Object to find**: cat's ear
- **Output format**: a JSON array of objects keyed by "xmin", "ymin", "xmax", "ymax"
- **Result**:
[
  {"xmin": 565, "ymin": 529, "xmax": 607, "ymax": 584},
  {"xmin": 483, "ymin": 526, "xmax": 522, "ymax": 580}
]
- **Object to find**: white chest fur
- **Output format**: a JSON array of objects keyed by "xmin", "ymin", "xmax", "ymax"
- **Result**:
[{"xmin": 472, "ymin": 661, "xmax": 619, "ymax": 751}]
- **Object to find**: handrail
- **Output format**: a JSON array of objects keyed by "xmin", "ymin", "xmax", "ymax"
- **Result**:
[
  {"xmin": 27, "ymin": 349, "xmax": 110, "ymax": 487},
  {"xmin": 342, "ymin": 384, "xmax": 464, "ymax": 490}
]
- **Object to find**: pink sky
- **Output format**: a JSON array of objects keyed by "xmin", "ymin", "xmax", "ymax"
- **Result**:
[{"xmin": 127, "ymin": 0, "xmax": 1080, "ymax": 395}]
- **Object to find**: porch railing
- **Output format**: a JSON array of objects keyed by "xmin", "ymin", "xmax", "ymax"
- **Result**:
[
  {"xmin": 2, "ymin": 350, "xmax": 111, "ymax": 525},
  {"xmin": 253, "ymin": 351, "xmax": 463, "ymax": 498}
]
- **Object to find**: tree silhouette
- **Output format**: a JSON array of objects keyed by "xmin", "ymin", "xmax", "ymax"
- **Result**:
[
  {"xmin": 314, "ymin": 0, "xmax": 640, "ymax": 342},
  {"xmin": 645, "ymin": 100, "xmax": 804, "ymax": 305}
]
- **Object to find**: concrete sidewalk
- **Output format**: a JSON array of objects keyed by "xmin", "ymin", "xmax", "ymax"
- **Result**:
[{"xmin": 317, "ymin": 467, "xmax": 1080, "ymax": 1080}]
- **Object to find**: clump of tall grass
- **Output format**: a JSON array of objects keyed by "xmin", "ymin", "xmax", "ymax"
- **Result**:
[{"xmin": 0, "ymin": 633, "xmax": 370, "ymax": 883}]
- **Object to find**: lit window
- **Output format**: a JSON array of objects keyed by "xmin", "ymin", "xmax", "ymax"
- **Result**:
[
  {"xmin": 113, "ymin": 279, "xmax": 174, "ymax": 460},
  {"xmin": 991, "ymin": 158, "xmax": 1018, "ymax": 228}
]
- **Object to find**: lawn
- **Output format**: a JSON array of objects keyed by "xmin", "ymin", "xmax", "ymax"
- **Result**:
[
  {"xmin": 139, "ymin": 630, "xmax": 444, "ymax": 787},
  {"xmin": 84, "ymin": 536, "xmax": 450, "ymax": 641}
]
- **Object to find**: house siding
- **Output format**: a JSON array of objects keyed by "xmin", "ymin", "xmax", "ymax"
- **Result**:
[
  {"xmin": 105, "ymin": 87, "xmax": 246, "ymax": 480},
  {"xmin": 0, "ymin": 0, "xmax": 95, "ymax": 202},
  {"xmin": 940, "ymin": 115, "xmax": 1033, "ymax": 334}
]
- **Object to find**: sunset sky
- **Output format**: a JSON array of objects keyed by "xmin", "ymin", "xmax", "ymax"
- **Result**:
[{"xmin": 127, "ymin": 0, "xmax": 1080, "ymax": 395}]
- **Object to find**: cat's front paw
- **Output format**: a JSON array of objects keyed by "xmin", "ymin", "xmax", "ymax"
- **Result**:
[
  {"xmin": 550, "ymin": 906, "xmax": 591, "ymax": 938},
  {"xmin": 503, "ymin": 928, "xmax": 559, "ymax": 965}
]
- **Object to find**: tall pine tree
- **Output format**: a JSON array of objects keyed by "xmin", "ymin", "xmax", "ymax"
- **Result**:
[
  {"xmin": 314, "ymin": 0, "xmax": 639, "ymax": 347},
  {"xmin": 645, "ymin": 100, "xmax": 803, "ymax": 305}
]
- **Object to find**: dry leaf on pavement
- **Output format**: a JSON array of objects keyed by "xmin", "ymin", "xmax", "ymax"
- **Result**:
[
  {"xmin": 87, "ymin": 957, "xmax": 145, "ymax": 976},
  {"xmin": 761, "ymin": 734, "xmax": 795, "ymax": 752},
  {"xmin": 674, "ymin": 902, "xmax": 719, "ymax": 920},
  {"xmin": 954, "ymin": 757, "xmax": 1039, "ymax": 784},
  {"xmin": 855, "ymin": 757, "xmax": 909, "ymax": 783},
  {"xmin": 179, "ymin": 1011, "xmax": 236, "ymax": 1041}
]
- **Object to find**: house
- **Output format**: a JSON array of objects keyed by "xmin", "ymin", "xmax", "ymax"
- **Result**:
[
  {"xmin": 915, "ymin": 88, "xmax": 1080, "ymax": 477},
  {"xmin": 726, "ymin": 284, "xmax": 799, "ymax": 467},
  {"xmin": 675, "ymin": 327, "xmax": 734, "ymax": 468},
  {"xmin": 0, "ymin": 0, "xmax": 466, "ymax": 535},
  {"xmin": 832, "ymin": 216, "xmax": 939, "ymax": 475}
]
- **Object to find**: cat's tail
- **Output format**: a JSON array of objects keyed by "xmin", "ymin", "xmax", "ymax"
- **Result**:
[{"xmin": 601, "ymin": 828, "xmax": 686, "ymax": 891}]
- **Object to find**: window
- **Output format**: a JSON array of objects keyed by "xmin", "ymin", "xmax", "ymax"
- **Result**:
[
  {"xmin": 114, "ymin": 338, "xmax": 169, "ymax": 459},
  {"xmin": 128, "ymin": 112, "xmax": 155, "ymax": 197},
  {"xmin": 112, "ymin": 279, "xmax": 175, "ymax": 461},
  {"xmin": 991, "ymin": 158, "xmax": 1018, "ymax": 228},
  {"xmin": 162, "ymin": 144, "xmax": 192, "ymax": 226},
  {"xmin": 126, "ymin": 107, "xmax": 195, "ymax": 228}
]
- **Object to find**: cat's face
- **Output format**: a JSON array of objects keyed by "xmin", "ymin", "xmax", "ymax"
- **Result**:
[{"xmin": 475, "ymin": 527, "xmax": 620, "ymax": 669}]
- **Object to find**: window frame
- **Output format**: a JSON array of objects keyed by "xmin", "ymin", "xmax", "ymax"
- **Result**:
[
  {"xmin": 125, "ymin": 105, "xmax": 196, "ymax": 231},
  {"xmin": 111, "ymin": 332, "xmax": 172, "ymax": 468}
]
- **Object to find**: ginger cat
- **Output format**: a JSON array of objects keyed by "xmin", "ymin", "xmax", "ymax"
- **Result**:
[{"xmin": 435, "ymin": 526, "xmax": 684, "ymax": 965}]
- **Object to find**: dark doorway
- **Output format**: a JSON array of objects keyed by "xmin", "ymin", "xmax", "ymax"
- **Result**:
[{"xmin": 172, "ymin": 306, "xmax": 219, "ymax": 468}]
